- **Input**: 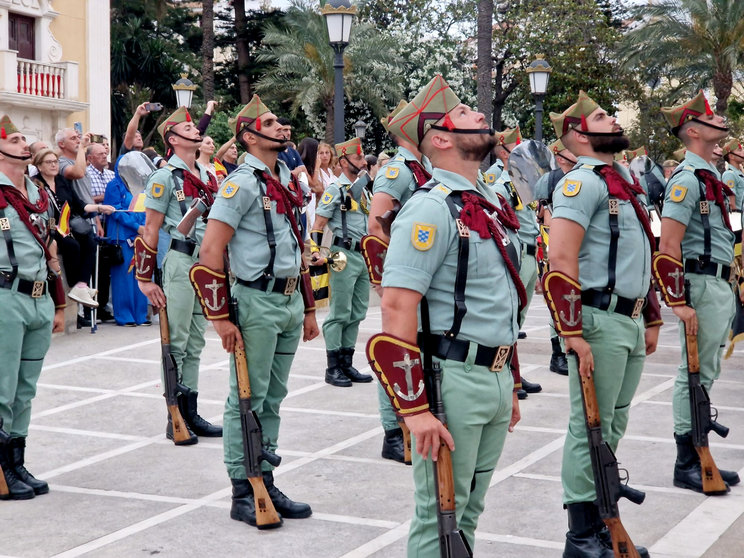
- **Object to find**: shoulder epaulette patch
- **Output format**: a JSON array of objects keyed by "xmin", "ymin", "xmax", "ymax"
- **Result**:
[
  {"xmin": 581, "ymin": 164, "xmax": 595, "ymax": 170},
  {"xmin": 152, "ymin": 183, "xmax": 164, "ymax": 198},
  {"xmin": 222, "ymin": 181, "xmax": 239, "ymax": 198},
  {"xmin": 385, "ymin": 167, "xmax": 400, "ymax": 179},
  {"xmin": 411, "ymin": 222, "xmax": 436, "ymax": 251},
  {"xmin": 684, "ymin": 165, "xmax": 694, "ymax": 171},
  {"xmin": 434, "ymin": 184, "xmax": 451, "ymax": 194},
  {"xmin": 562, "ymin": 179, "xmax": 582, "ymax": 197},
  {"xmin": 165, "ymin": 165, "xmax": 175, "ymax": 171},
  {"xmin": 393, "ymin": 155, "xmax": 405, "ymax": 162},
  {"xmin": 669, "ymin": 184, "xmax": 687, "ymax": 202},
  {"xmin": 321, "ymin": 191, "xmax": 334, "ymax": 205}
]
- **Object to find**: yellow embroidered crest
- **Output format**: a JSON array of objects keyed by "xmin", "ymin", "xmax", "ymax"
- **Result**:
[
  {"xmin": 152, "ymin": 183, "xmax": 165, "ymax": 198},
  {"xmin": 669, "ymin": 184, "xmax": 687, "ymax": 202},
  {"xmin": 411, "ymin": 222, "xmax": 436, "ymax": 251},
  {"xmin": 485, "ymin": 173, "xmax": 496, "ymax": 184},
  {"xmin": 321, "ymin": 191, "xmax": 333, "ymax": 205},
  {"xmin": 727, "ymin": 179, "xmax": 735, "ymax": 188},
  {"xmin": 349, "ymin": 198, "xmax": 359, "ymax": 211},
  {"xmin": 222, "ymin": 181, "xmax": 239, "ymax": 199},
  {"xmin": 385, "ymin": 167, "xmax": 400, "ymax": 179},
  {"xmin": 562, "ymin": 180, "xmax": 582, "ymax": 197}
]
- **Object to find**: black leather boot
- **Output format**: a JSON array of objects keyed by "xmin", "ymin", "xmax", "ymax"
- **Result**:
[
  {"xmin": 550, "ymin": 336, "xmax": 569, "ymax": 375},
  {"xmin": 521, "ymin": 376, "xmax": 542, "ymax": 393},
  {"xmin": 165, "ymin": 405, "xmax": 198, "ymax": 446},
  {"xmin": 0, "ymin": 442, "xmax": 34, "ymax": 500},
  {"xmin": 592, "ymin": 503, "xmax": 649, "ymax": 558},
  {"xmin": 339, "ymin": 347, "xmax": 373, "ymax": 383},
  {"xmin": 181, "ymin": 389, "xmax": 222, "ymax": 437},
  {"xmin": 563, "ymin": 502, "xmax": 614, "ymax": 558},
  {"xmin": 674, "ymin": 432, "xmax": 731, "ymax": 494},
  {"xmin": 262, "ymin": 470, "xmax": 312, "ymax": 519},
  {"xmin": 325, "ymin": 350, "xmax": 352, "ymax": 387},
  {"xmin": 381, "ymin": 427, "xmax": 406, "ymax": 463},
  {"xmin": 230, "ymin": 478, "xmax": 283, "ymax": 529},
  {"xmin": 9, "ymin": 437, "xmax": 48, "ymax": 495}
]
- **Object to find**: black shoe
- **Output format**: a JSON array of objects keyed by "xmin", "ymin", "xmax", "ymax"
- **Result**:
[
  {"xmin": 673, "ymin": 432, "xmax": 729, "ymax": 495},
  {"xmin": 518, "ymin": 331, "xmax": 527, "ymax": 339},
  {"xmin": 262, "ymin": 471, "xmax": 312, "ymax": 519},
  {"xmin": 180, "ymin": 389, "xmax": 222, "ymax": 437},
  {"xmin": 550, "ymin": 337, "xmax": 569, "ymax": 375},
  {"xmin": 563, "ymin": 502, "xmax": 614, "ymax": 558},
  {"xmin": 8, "ymin": 437, "xmax": 48, "ymax": 495},
  {"xmin": 0, "ymin": 442, "xmax": 35, "ymax": 500},
  {"xmin": 381, "ymin": 428, "xmax": 406, "ymax": 464},
  {"xmin": 77, "ymin": 315, "xmax": 92, "ymax": 329},
  {"xmin": 339, "ymin": 347, "xmax": 373, "ymax": 383},
  {"xmin": 517, "ymin": 389, "xmax": 528, "ymax": 400},
  {"xmin": 521, "ymin": 376, "xmax": 542, "ymax": 393},
  {"xmin": 165, "ymin": 409, "xmax": 198, "ymax": 446},
  {"xmin": 230, "ymin": 478, "xmax": 283, "ymax": 529},
  {"xmin": 325, "ymin": 350, "xmax": 352, "ymax": 387},
  {"xmin": 97, "ymin": 310, "xmax": 115, "ymax": 323}
]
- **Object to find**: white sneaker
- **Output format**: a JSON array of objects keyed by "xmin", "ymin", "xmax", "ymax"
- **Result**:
[
  {"xmin": 87, "ymin": 287, "xmax": 98, "ymax": 298},
  {"xmin": 68, "ymin": 285, "xmax": 99, "ymax": 308}
]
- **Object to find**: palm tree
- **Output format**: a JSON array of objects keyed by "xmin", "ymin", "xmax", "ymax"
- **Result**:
[
  {"xmin": 256, "ymin": 0, "xmax": 404, "ymax": 142},
  {"xmin": 201, "ymin": 0, "xmax": 215, "ymax": 102},
  {"xmin": 476, "ymin": 0, "xmax": 494, "ymax": 126},
  {"xmin": 620, "ymin": 0, "xmax": 744, "ymax": 114}
]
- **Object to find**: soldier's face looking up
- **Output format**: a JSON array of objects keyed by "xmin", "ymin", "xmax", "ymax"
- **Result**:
[{"xmin": 0, "ymin": 132, "xmax": 31, "ymax": 166}]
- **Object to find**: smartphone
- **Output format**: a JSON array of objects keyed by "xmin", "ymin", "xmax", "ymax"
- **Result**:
[
  {"xmin": 90, "ymin": 134, "xmax": 102, "ymax": 144},
  {"xmin": 145, "ymin": 102, "xmax": 163, "ymax": 112},
  {"xmin": 73, "ymin": 121, "xmax": 83, "ymax": 136}
]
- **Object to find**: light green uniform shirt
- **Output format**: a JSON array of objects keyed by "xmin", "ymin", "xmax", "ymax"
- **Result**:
[
  {"xmin": 0, "ymin": 174, "xmax": 48, "ymax": 282},
  {"xmin": 552, "ymin": 157, "xmax": 651, "ymax": 299},
  {"xmin": 383, "ymin": 168, "xmax": 520, "ymax": 347},
  {"xmin": 315, "ymin": 172, "xmax": 370, "ymax": 242},
  {"xmin": 208, "ymin": 154, "xmax": 301, "ymax": 282},
  {"xmin": 372, "ymin": 147, "xmax": 432, "ymax": 206},
  {"xmin": 722, "ymin": 163, "xmax": 744, "ymax": 212},
  {"xmin": 485, "ymin": 163, "xmax": 540, "ymax": 248},
  {"xmin": 143, "ymin": 154, "xmax": 211, "ymax": 245},
  {"xmin": 662, "ymin": 152, "xmax": 735, "ymax": 265}
]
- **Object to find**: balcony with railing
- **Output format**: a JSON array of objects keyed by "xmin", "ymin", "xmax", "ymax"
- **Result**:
[{"xmin": 16, "ymin": 58, "xmax": 66, "ymax": 98}]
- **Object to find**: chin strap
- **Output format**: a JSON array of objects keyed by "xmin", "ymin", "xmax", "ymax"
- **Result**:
[
  {"xmin": 429, "ymin": 126, "xmax": 495, "ymax": 136},
  {"xmin": 690, "ymin": 118, "xmax": 729, "ymax": 133},
  {"xmin": 239, "ymin": 125, "xmax": 287, "ymax": 145},
  {"xmin": 167, "ymin": 131, "xmax": 203, "ymax": 144},
  {"xmin": 0, "ymin": 150, "xmax": 31, "ymax": 161},
  {"xmin": 573, "ymin": 130, "xmax": 625, "ymax": 138}
]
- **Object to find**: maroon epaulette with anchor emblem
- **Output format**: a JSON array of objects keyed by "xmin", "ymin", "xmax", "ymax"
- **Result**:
[
  {"xmin": 643, "ymin": 282, "xmax": 663, "ymax": 327},
  {"xmin": 189, "ymin": 264, "xmax": 229, "ymax": 320},
  {"xmin": 366, "ymin": 333, "xmax": 429, "ymax": 416},
  {"xmin": 48, "ymin": 272, "xmax": 66, "ymax": 309},
  {"xmin": 652, "ymin": 253, "xmax": 686, "ymax": 307},
  {"xmin": 299, "ymin": 265, "xmax": 316, "ymax": 314},
  {"xmin": 542, "ymin": 270, "xmax": 583, "ymax": 337},
  {"xmin": 133, "ymin": 236, "xmax": 157, "ymax": 282},
  {"xmin": 360, "ymin": 234, "xmax": 389, "ymax": 285}
]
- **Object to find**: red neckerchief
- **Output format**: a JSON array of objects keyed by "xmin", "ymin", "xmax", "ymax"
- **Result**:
[
  {"xmin": 261, "ymin": 171, "xmax": 305, "ymax": 252},
  {"xmin": 0, "ymin": 183, "xmax": 53, "ymax": 262},
  {"xmin": 695, "ymin": 169, "xmax": 734, "ymax": 231},
  {"xmin": 181, "ymin": 170, "xmax": 218, "ymax": 205},
  {"xmin": 405, "ymin": 159, "xmax": 432, "ymax": 187},
  {"xmin": 459, "ymin": 190, "xmax": 526, "ymax": 310},
  {"xmin": 597, "ymin": 165, "xmax": 657, "ymax": 251}
]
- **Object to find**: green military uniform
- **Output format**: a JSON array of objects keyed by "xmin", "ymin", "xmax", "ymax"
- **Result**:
[
  {"xmin": 207, "ymin": 154, "xmax": 304, "ymax": 477},
  {"xmin": 722, "ymin": 163, "xmax": 744, "ymax": 211},
  {"xmin": 144, "ymin": 153, "xmax": 211, "ymax": 392}
]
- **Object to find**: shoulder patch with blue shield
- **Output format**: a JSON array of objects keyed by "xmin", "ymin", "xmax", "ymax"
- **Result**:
[
  {"xmin": 669, "ymin": 184, "xmax": 687, "ymax": 202},
  {"xmin": 411, "ymin": 222, "xmax": 436, "ymax": 251}
]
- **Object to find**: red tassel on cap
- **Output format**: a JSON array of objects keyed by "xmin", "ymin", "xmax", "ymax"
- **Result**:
[
  {"xmin": 356, "ymin": 144, "xmax": 362, "ymax": 155},
  {"xmin": 516, "ymin": 136, "xmax": 521, "ymax": 145},
  {"xmin": 442, "ymin": 113, "xmax": 455, "ymax": 131},
  {"xmin": 703, "ymin": 91, "xmax": 714, "ymax": 116},
  {"xmin": 255, "ymin": 117, "xmax": 262, "ymax": 131},
  {"xmin": 0, "ymin": 127, "xmax": 6, "ymax": 140},
  {"xmin": 580, "ymin": 114, "xmax": 589, "ymax": 132},
  {"xmin": 185, "ymin": 111, "xmax": 192, "ymax": 123}
]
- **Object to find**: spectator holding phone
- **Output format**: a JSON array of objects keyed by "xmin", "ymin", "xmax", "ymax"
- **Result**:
[{"xmin": 120, "ymin": 103, "xmax": 157, "ymax": 156}]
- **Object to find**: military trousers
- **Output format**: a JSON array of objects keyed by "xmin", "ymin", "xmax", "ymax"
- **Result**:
[
  {"xmin": 0, "ymin": 288, "xmax": 53, "ymax": 436},
  {"xmin": 162, "ymin": 249, "xmax": 207, "ymax": 391},
  {"xmin": 323, "ymin": 247, "xmax": 370, "ymax": 351},
  {"xmin": 672, "ymin": 273, "xmax": 735, "ymax": 434},
  {"xmin": 518, "ymin": 251, "xmax": 538, "ymax": 327},
  {"xmin": 561, "ymin": 306, "xmax": 646, "ymax": 504},
  {"xmin": 223, "ymin": 283, "xmax": 303, "ymax": 479},
  {"xmin": 408, "ymin": 352, "xmax": 513, "ymax": 557}
]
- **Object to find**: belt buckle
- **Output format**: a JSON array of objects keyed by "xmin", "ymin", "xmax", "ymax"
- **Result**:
[
  {"xmin": 489, "ymin": 346, "xmax": 511, "ymax": 372},
  {"xmin": 631, "ymin": 298, "xmax": 644, "ymax": 319},
  {"xmin": 283, "ymin": 276, "xmax": 298, "ymax": 295},
  {"xmin": 31, "ymin": 281, "xmax": 44, "ymax": 298}
]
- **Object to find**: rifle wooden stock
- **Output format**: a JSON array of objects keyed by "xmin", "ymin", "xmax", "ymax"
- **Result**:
[
  {"xmin": 159, "ymin": 307, "xmax": 191, "ymax": 445},
  {"xmin": 603, "ymin": 517, "xmax": 641, "ymax": 558},
  {"xmin": 399, "ymin": 420, "xmax": 412, "ymax": 464}
]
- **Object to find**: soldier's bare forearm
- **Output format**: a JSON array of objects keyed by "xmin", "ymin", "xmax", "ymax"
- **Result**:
[{"xmin": 381, "ymin": 287, "xmax": 421, "ymax": 343}]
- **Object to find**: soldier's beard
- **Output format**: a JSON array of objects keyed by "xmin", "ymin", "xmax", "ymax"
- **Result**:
[
  {"xmin": 456, "ymin": 134, "xmax": 497, "ymax": 162},
  {"xmin": 588, "ymin": 134, "xmax": 630, "ymax": 155}
]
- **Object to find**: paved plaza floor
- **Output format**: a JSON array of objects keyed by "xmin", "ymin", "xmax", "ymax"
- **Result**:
[{"xmin": 1, "ymin": 300, "xmax": 744, "ymax": 558}]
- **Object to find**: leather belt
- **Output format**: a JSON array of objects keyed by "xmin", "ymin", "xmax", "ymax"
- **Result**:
[
  {"xmin": 237, "ymin": 275, "xmax": 300, "ymax": 296},
  {"xmin": 332, "ymin": 236, "xmax": 362, "ymax": 252},
  {"xmin": 0, "ymin": 273, "xmax": 47, "ymax": 298},
  {"xmin": 525, "ymin": 244, "xmax": 537, "ymax": 257},
  {"xmin": 419, "ymin": 333, "xmax": 512, "ymax": 372},
  {"xmin": 684, "ymin": 259, "xmax": 732, "ymax": 281},
  {"xmin": 581, "ymin": 289, "xmax": 644, "ymax": 319},
  {"xmin": 170, "ymin": 238, "xmax": 197, "ymax": 257}
]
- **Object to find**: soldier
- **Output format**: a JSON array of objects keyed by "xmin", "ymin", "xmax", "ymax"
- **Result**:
[
  {"xmin": 485, "ymin": 126, "xmax": 542, "ymax": 398},
  {"xmin": 310, "ymin": 138, "xmax": 373, "ymax": 387},
  {"xmin": 545, "ymin": 91, "xmax": 661, "ymax": 557},
  {"xmin": 190, "ymin": 96, "xmax": 319, "ymax": 527},
  {"xmin": 721, "ymin": 139, "xmax": 744, "ymax": 210},
  {"xmin": 135, "ymin": 107, "xmax": 222, "ymax": 444},
  {"xmin": 368, "ymin": 75, "xmax": 522, "ymax": 556},
  {"xmin": 655, "ymin": 90, "xmax": 740, "ymax": 493},
  {"xmin": 0, "ymin": 115, "xmax": 65, "ymax": 499},
  {"xmin": 627, "ymin": 146, "xmax": 667, "ymax": 208}
]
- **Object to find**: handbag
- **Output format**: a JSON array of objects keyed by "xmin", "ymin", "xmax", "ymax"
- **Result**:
[
  {"xmin": 70, "ymin": 214, "xmax": 93, "ymax": 235},
  {"xmin": 101, "ymin": 242, "xmax": 124, "ymax": 266}
]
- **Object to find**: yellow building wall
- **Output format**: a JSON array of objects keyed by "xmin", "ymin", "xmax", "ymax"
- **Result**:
[{"xmin": 50, "ymin": 0, "xmax": 89, "ymax": 129}]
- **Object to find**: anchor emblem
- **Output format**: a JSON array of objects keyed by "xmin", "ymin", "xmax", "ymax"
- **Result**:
[
  {"xmin": 204, "ymin": 279, "xmax": 225, "ymax": 312},
  {"xmin": 392, "ymin": 353, "xmax": 425, "ymax": 402},
  {"xmin": 136, "ymin": 251, "xmax": 151, "ymax": 276},
  {"xmin": 667, "ymin": 268, "xmax": 684, "ymax": 299},
  {"xmin": 559, "ymin": 289, "xmax": 582, "ymax": 327},
  {"xmin": 373, "ymin": 249, "xmax": 387, "ymax": 279}
]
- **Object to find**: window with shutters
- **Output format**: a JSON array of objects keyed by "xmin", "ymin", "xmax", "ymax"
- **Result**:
[{"xmin": 9, "ymin": 13, "xmax": 36, "ymax": 60}]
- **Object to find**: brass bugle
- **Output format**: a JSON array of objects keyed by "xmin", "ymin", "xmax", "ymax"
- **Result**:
[{"xmin": 327, "ymin": 249, "xmax": 347, "ymax": 272}]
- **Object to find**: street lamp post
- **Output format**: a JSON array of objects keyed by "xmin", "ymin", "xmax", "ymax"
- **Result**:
[
  {"xmin": 322, "ymin": 0, "xmax": 356, "ymax": 144},
  {"xmin": 526, "ymin": 55, "xmax": 552, "ymax": 142},
  {"xmin": 353, "ymin": 119, "xmax": 366, "ymax": 140},
  {"xmin": 172, "ymin": 74, "xmax": 197, "ymax": 109}
]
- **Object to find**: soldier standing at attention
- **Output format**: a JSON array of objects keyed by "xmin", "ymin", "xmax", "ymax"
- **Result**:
[
  {"xmin": 544, "ymin": 91, "xmax": 661, "ymax": 557},
  {"xmin": 363, "ymin": 100, "xmax": 432, "ymax": 463},
  {"xmin": 721, "ymin": 139, "xmax": 744, "ymax": 210},
  {"xmin": 485, "ymin": 126, "xmax": 542, "ymax": 398},
  {"xmin": 190, "ymin": 96, "xmax": 319, "ymax": 527},
  {"xmin": 0, "ymin": 115, "xmax": 65, "ymax": 499},
  {"xmin": 135, "ymin": 107, "xmax": 222, "ymax": 444},
  {"xmin": 655, "ymin": 91, "xmax": 740, "ymax": 493},
  {"xmin": 310, "ymin": 138, "xmax": 373, "ymax": 387},
  {"xmin": 369, "ymin": 75, "xmax": 522, "ymax": 556}
]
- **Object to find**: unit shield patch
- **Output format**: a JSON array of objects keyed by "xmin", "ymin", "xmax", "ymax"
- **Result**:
[
  {"xmin": 669, "ymin": 184, "xmax": 687, "ymax": 203},
  {"xmin": 562, "ymin": 179, "xmax": 582, "ymax": 197},
  {"xmin": 321, "ymin": 191, "xmax": 334, "ymax": 205},
  {"xmin": 411, "ymin": 222, "xmax": 436, "ymax": 251},
  {"xmin": 152, "ymin": 183, "xmax": 165, "ymax": 198},
  {"xmin": 385, "ymin": 167, "xmax": 400, "ymax": 179},
  {"xmin": 222, "ymin": 181, "xmax": 239, "ymax": 198}
]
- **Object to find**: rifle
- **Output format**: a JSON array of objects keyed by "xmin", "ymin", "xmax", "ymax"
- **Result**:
[
  {"xmin": 159, "ymin": 306, "xmax": 194, "ymax": 445},
  {"xmin": 427, "ymin": 362, "xmax": 473, "ymax": 558},
  {"xmin": 227, "ymin": 291, "xmax": 283, "ymax": 529},
  {"xmin": 573, "ymin": 351, "xmax": 645, "ymax": 558},
  {"xmin": 683, "ymin": 280, "xmax": 729, "ymax": 495},
  {"xmin": 0, "ymin": 418, "xmax": 9, "ymax": 496}
]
